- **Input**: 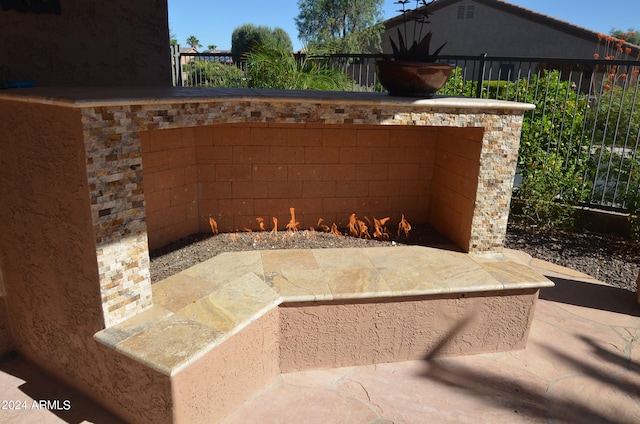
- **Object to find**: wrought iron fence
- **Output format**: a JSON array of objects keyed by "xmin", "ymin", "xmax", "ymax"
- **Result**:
[
  {"xmin": 171, "ymin": 47, "xmax": 640, "ymax": 212},
  {"xmin": 448, "ymin": 55, "xmax": 640, "ymax": 212}
]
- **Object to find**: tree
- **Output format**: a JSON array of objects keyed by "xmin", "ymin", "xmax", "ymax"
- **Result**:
[
  {"xmin": 186, "ymin": 35, "xmax": 202, "ymax": 49},
  {"xmin": 610, "ymin": 28, "xmax": 640, "ymax": 47},
  {"xmin": 295, "ymin": 0, "xmax": 384, "ymax": 53},
  {"xmin": 231, "ymin": 24, "xmax": 293, "ymax": 59},
  {"xmin": 207, "ymin": 44, "xmax": 217, "ymax": 51},
  {"xmin": 169, "ymin": 26, "xmax": 178, "ymax": 46}
]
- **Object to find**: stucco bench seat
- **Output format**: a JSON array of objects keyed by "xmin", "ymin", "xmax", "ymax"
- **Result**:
[{"xmin": 94, "ymin": 245, "xmax": 553, "ymax": 423}]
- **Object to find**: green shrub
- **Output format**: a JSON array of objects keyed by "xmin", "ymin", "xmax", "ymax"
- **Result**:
[
  {"xmin": 183, "ymin": 60, "xmax": 247, "ymax": 87},
  {"xmin": 620, "ymin": 157, "xmax": 640, "ymax": 241},
  {"xmin": 244, "ymin": 43, "xmax": 353, "ymax": 90},
  {"xmin": 441, "ymin": 67, "xmax": 478, "ymax": 97},
  {"xmin": 500, "ymin": 70, "xmax": 592, "ymax": 228},
  {"xmin": 586, "ymin": 77, "xmax": 640, "ymax": 207},
  {"xmin": 513, "ymin": 150, "xmax": 591, "ymax": 228}
]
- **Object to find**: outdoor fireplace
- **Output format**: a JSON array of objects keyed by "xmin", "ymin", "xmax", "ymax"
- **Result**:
[
  {"xmin": 142, "ymin": 122, "xmax": 488, "ymax": 254},
  {"xmin": 0, "ymin": 87, "xmax": 540, "ymax": 423},
  {"xmin": 138, "ymin": 94, "xmax": 529, "ymax": 260}
]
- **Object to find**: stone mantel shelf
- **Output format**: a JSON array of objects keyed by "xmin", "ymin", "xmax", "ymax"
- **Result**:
[{"xmin": 0, "ymin": 86, "xmax": 535, "ymax": 111}]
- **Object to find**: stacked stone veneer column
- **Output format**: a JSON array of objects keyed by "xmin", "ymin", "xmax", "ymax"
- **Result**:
[
  {"xmin": 79, "ymin": 96, "xmax": 527, "ymax": 327},
  {"xmin": 81, "ymin": 107, "xmax": 152, "ymax": 327}
]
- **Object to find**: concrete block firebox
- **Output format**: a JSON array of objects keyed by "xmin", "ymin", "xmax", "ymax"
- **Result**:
[{"xmin": 0, "ymin": 87, "xmax": 551, "ymax": 423}]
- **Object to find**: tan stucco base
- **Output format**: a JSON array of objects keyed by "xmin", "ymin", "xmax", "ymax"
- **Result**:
[
  {"xmin": 171, "ymin": 308, "xmax": 280, "ymax": 424},
  {"xmin": 77, "ymin": 309, "xmax": 280, "ymax": 424},
  {"xmin": 93, "ymin": 289, "xmax": 538, "ymax": 423},
  {"xmin": 279, "ymin": 290, "xmax": 538, "ymax": 373},
  {"xmin": 0, "ymin": 298, "xmax": 12, "ymax": 357}
]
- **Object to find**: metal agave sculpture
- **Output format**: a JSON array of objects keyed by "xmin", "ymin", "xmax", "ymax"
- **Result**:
[{"xmin": 389, "ymin": 0, "xmax": 447, "ymax": 62}]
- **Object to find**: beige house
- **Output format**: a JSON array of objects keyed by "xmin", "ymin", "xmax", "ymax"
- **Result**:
[{"xmin": 382, "ymin": 0, "xmax": 640, "ymax": 60}]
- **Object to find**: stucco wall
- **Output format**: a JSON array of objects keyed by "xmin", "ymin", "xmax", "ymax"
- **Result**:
[
  {"xmin": 0, "ymin": 100, "xmax": 106, "ymax": 397},
  {"xmin": 0, "ymin": 101, "xmax": 104, "ymax": 356},
  {"xmin": 0, "ymin": 268, "xmax": 12, "ymax": 357},
  {"xmin": 0, "ymin": 0, "xmax": 170, "ymax": 86},
  {"xmin": 279, "ymin": 290, "xmax": 539, "ymax": 372},
  {"xmin": 172, "ymin": 308, "xmax": 280, "ymax": 424}
]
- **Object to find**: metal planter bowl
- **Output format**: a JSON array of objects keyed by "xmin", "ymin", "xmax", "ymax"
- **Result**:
[{"xmin": 376, "ymin": 60, "xmax": 454, "ymax": 97}]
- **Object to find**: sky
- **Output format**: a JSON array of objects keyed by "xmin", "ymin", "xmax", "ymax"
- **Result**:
[{"xmin": 167, "ymin": 0, "xmax": 640, "ymax": 52}]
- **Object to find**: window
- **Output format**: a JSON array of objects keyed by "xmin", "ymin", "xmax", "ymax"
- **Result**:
[
  {"xmin": 458, "ymin": 5, "xmax": 475, "ymax": 19},
  {"xmin": 466, "ymin": 5, "xmax": 475, "ymax": 19}
]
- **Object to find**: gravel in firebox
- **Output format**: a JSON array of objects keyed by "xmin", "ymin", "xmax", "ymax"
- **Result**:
[{"xmin": 149, "ymin": 223, "xmax": 640, "ymax": 292}]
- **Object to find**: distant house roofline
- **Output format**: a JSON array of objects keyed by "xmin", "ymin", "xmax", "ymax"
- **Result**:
[
  {"xmin": 202, "ymin": 49, "xmax": 232, "ymax": 54},
  {"xmin": 384, "ymin": 0, "xmax": 640, "ymax": 55}
]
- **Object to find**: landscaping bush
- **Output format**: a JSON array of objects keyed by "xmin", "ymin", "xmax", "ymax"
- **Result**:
[
  {"xmin": 183, "ymin": 60, "xmax": 247, "ymax": 87},
  {"xmin": 623, "ymin": 158, "xmax": 640, "ymax": 241},
  {"xmin": 512, "ymin": 71, "xmax": 592, "ymax": 228},
  {"xmin": 244, "ymin": 43, "xmax": 353, "ymax": 90},
  {"xmin": 444, "ymin": 69, "xmax": 593, "ymax": 228},
  {"xmin": 586, "ymin": 73, "xmax": 640, "ymax": 207}
]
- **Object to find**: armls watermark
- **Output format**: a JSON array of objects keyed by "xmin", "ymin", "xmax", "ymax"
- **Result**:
[{"xmin": 2, "ymin": 399, "xmax": 71, "ymax": 410}]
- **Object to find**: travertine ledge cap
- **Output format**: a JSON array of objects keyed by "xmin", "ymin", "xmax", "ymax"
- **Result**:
[{"xmin": 0, "ymin": 86, "xmax": 535, "ymax": 110}]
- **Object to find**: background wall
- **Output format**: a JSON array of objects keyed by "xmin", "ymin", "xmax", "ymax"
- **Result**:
[{"xmin": 0, "ymin": 0, "xmax": 170, "ymax": 86}]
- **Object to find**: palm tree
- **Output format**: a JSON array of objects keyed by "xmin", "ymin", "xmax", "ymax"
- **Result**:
[{"xmin": 186, "ymin": 35, "xmax": 201, "ymax": 49}]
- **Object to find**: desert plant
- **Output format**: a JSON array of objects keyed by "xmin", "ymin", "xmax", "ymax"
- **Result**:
[
  {"xmin": 244, "ymin": 42, "xmax": 353, "ymax": 90},
  {"xmin": 388, "ymin": 0, "xmax": 446, "ymax": 62}
]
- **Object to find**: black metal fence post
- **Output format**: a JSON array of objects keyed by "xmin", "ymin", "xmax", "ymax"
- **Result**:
[
  {"xmin": 170, "ymin": 44, "xmax": 183, "ymax": 87},
  {"xmin": 475, "ymin": 53, "xmax": 487, "ymax": 98}
]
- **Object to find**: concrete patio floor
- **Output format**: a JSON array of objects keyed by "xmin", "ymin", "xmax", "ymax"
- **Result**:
[{"xmin": 1, "ymin": 249, "xmax": 639, "ymax": 424}]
